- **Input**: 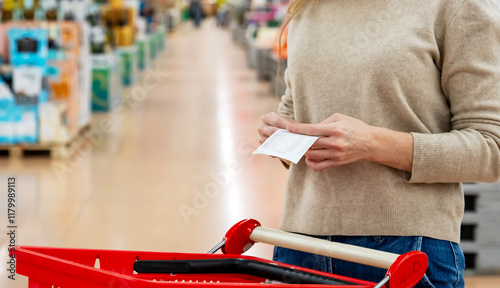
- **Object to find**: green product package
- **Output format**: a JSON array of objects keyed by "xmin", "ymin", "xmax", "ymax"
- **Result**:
[
  {"xmin": 149, "ymin": 35, "xmax": 157, "ymax": 59},
  {"xmin": 119, "ymin": 48, "xmax": 137, "ymax": 86},
  {"xmin": 137, "ymin": 41, "xmax": 147, "ymax": 70},
  {"xmin": 91, "ymin": 68, "xmax": 112, "ymax": 112}
]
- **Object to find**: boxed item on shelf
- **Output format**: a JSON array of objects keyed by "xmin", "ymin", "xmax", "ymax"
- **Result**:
[
  {"xmin": 45, "ymin": 22, "xmax": 83, "ymax": 142},
  {"xmin": 78, "ymin": 22, "xmax": 92, "ymax": 128},
  {"xmin": 8, "ymin": 28, "xmax": 48, "ymax": 65},
  {"xmin": 47, "ymin": 21, "xmax": 91, "ymax": 140},
  {"xmin": 0, "ymin": 75, "xmax": 47, "ymax": 145},
  {"xmin": 12, "ymin": 66, "xmax": 43, "ymax": 101},
  {"xmin": 101, "ymin": 2, "xmax": 136, "ymax": 48},
  {"xmin": 46, "ymin": 59, "xmax": 79, "ymax": 142},
  {"xmin": 148, "ymin": 33, "xmax": 157, "ymax": 59},
  {"xmin": 98, "ymin": 0, "xmax": 138, "ymax": 86},
  {"xmin": 39, "ymin": 101, "xmax": 69, "ymax": 143},
  {"xmin": 135, "ymin": 16, "xmax": 149, "ymax": 70},
  {"xmin": 60, "ymin": 0, "xmax": 92, "ymax": 22},
  {"xmin": 0, "ymin": 22, "xmax": 90, "ymax": 145},
  {"xmin": 0, "ymin": 107, "xmax": 21, "ymax": 144},
  {"xmin": 49, "ymin": 22, "xmax": 82, "ymax": 59},
  {"xmin": 136, "ymin": 37, "xmax": 150, "ymax": 70},
  {"xmin": 155, "ymin": 28, "xmax": 165, "ymax": 52},
  {"xmin": 17, "ymin": 104, "xmax": 38, "ymax": 143},
  {"xmin": 91, "ymin": 53, "xmax": 121, "ymax": 112},
  {"xmin": 6, "ymin": 27, "xmax": 49, "ymax": 144},
  {"xmin": 117, "ymin": 44, "xmax": 138, "ymax": 86},
  {"xmin": 0, "ymin": 78, "xmax": 18, "ymax": 143}
]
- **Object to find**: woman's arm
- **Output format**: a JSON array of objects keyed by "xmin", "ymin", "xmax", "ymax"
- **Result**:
[
  {"xmin": 407, "ymin": 0, "xmax": 500, "ymax": 183},
  {"xmin": 289, "ymin": 0, "xmax": 500, "ymax": 184}
]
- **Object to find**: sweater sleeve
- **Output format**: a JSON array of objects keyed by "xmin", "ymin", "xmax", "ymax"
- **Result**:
[
  {"xmin": 407, "ymin": 0, "xmax": 500, "ymax": 184},
  {"xmin": 277, "ymin": 68, "xmax": 295, "ymax": 119}
]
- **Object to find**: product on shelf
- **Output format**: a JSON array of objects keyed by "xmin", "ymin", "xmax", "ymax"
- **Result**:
[
  {"xmin": 91, "ymin": 52, "xmax": 121, "ymax": 112},
  {"xmin": 101, "ymin": 0, "xmax": 136, "ymax": 48},
  {"xmin": 1, "ymin": 0, "xmax": 15, "ymax": 22},
  {"xmin": 135, "ymin": 16, "xmax": 149, "ymax": 69},
  {"xmin": 42, "ymin": 0, "xmax": 58, "ymax": 21},
  {"xmin": 87, "ymin": 6, "xmax": 110, "ymax": 54},
  {"xmin": 0, "ymin": 77, "xmax": 18, "ymax": 143},
  {"xmin": 0, "ymin": 18, "xmax": 90, "ymax": 145},
  {"xmin": 117, "ymin": 45, "xmax": 137, "ymax": 86},
  {"xmin": 0, "ymin": 28, "xmax": 49, "ymax": 144},
  {"xmin": 23, "ymin": 0, "xmax": 39, "ymax": 20}
]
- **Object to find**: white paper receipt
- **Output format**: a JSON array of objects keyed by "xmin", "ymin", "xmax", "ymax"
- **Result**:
[{"xmin": 253, "ymin": 129, "xmax": 319, "ymax": 164}]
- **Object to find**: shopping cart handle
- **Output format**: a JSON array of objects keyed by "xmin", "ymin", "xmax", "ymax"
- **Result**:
[
  {"xmin": 134, "ymin": 258, "xmax": 359, "ymax": 285},
  {"xmin": 218, "ymin": 219, "xmax": 428, "ymax": 288}
]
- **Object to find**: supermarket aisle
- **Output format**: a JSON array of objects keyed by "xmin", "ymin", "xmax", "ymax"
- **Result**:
[
  {"xmin": 0, "ymin": 20, "xmax": 287, "ymax": 287},
  {"xmin": 0, "ymin": 19, "xmax": 499, "ymax": 287}
]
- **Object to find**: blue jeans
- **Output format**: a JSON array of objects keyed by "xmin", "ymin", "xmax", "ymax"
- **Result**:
[{"xmin": 273, "ymin": 236, "xmax": 465, "ymax": 288}]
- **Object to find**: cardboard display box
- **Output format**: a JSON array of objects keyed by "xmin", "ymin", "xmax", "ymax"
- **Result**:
[{"xmin": 91, "ymin": 53, "xmax": 122, "ymax": 112}]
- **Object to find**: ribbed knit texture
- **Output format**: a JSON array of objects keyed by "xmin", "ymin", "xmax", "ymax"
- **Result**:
[{"xmin": 277, "ymin": 0, "xmax": 500, "ymax": 243}]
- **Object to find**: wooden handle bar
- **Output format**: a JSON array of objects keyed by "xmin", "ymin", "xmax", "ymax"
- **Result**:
[{"xmin": 250, "ymin": 227, "xmax": 399, "ymax": 269}]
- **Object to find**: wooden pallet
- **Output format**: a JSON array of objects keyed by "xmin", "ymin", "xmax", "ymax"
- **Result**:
[{"xmin": 0, "ymin": 124, "xmax": 91, "ymax": 160}]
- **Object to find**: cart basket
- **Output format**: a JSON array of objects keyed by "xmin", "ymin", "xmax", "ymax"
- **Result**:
[{"xmin": 10, "ymin": 246, "xmax": 375, "ymax": 288}]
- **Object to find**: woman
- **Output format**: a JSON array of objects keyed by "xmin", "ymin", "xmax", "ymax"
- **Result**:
[{"xmin": 258, "ymin": 0, "xmax": 500, "ymax": 287}]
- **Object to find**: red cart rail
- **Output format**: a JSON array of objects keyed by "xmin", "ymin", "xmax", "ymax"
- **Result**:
[
  {"xmin": 11, "ymin": 246, "xmax": 374, "ymax": 288},
  {"xmin": 10, "ymin": 219, "xmax": 428, "ymax": 288}
]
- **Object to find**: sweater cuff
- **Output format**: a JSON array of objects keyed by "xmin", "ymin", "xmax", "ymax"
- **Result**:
[{"xmin": 405, "ymin": 132, "xmax": 442, "ymax": 183}]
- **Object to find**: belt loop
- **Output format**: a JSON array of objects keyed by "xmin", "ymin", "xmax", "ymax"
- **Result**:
[{"xmin": 413, "ymin": 236, "xmax": 424, "ymax": 251}]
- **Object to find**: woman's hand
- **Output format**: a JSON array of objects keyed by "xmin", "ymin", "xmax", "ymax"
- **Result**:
[
  {"xmin": 286, "ymin": 113, "xmax": 414, "ymax": 172},
  {"xmin": 258, "ymin": 112, "xmax": 298, "ymax": 168},
  {"xmin": 258, "ymin": 112, "xmax": 297, "ymax": 144}
]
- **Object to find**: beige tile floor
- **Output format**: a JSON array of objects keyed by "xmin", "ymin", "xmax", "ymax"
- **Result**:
[{"xmin": 0, "ymin": 19, "xmax": 499, "ymax": 288}]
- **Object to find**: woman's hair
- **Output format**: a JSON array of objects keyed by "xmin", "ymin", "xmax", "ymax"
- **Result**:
[
  {"xmin": 286, "ymin": 0, "xmax": 307, "ymax": 21},
  {"xmin": 275, "ymin": 0, "xmax": 311, "ymax": 96}
]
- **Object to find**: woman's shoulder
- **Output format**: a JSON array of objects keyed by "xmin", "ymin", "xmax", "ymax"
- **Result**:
[{"xmin": 438, "ymin": 0, "xmax": 500, "ymax": 23}]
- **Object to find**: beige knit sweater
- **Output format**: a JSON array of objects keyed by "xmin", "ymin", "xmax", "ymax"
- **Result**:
[{"xmin": 277, "ymin": 0, "xmax": 500, "ymax": 243}]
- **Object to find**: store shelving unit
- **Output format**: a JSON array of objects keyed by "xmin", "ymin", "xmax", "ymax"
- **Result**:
[{"xmin": 462, "ymin": 182, "xmax": 500, "ymax": 275}]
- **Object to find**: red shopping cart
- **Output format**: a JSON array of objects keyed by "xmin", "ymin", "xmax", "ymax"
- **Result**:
[{"xmin": 10, "ymin": 219, "xmax": 427, "ymax": 288}]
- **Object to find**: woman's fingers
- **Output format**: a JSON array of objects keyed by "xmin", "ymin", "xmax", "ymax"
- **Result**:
[
  {"xmin": 304, "ymin": 149, "xmax": 334, "ymax": 161},
  {"xmin": 258, "ymin": 121, "xmax": 281, "ymax": 144},
  {"xmin": 286, "ymin": 113, "xmax": 347, "ymax": 136},
  {"xmin": 259, "ymin": 112, "xmax": 297, "ymax": 144},
  {"xmin": 305, "ymin": 158, "xmax": 339, "ymax": 171},
  {"xmin": 263, "ymin": 112, "xmax": 298, "ymax": 128},
  {"xmin": 263, "ymin": 112, "xmax": 291, "ymax": 129},
  {"xmin": 258, "ymin": 124, "xmax": 279, "ymax": 137},
  {"xmin": 286, "ymin": 122, "xmax": 332, "ymax": 137}
]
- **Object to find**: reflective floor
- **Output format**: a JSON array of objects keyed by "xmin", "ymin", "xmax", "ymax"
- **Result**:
[{"xmin": 0, "ymin": 19, "xmax": 499, "ymax": 288}]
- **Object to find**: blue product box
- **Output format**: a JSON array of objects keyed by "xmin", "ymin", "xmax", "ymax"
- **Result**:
[
  {"xmin": 8, "ymin": 28, "xmax": 49, "ymax": 109},
  {"xmin": 0, "ymin": 106, "xmax": 22, "ymax": 144},
  {"xmin": 0, "ymin": 79, "xmax": 17, "ymax": 144},
  {"xmin": 8, "ymin": 29, "xmax": 49, "ymax": 68},
  {"xmin": 17, "ymin": 105, "xmax": 38, "ymax": 144},
  {"xmin": 0, "ymin": 112, "xmax": 13, "ymax": 144}
]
